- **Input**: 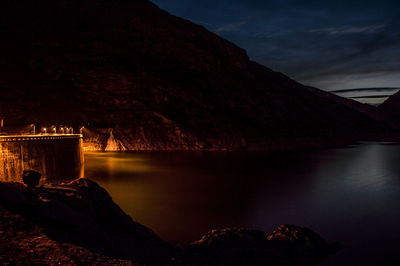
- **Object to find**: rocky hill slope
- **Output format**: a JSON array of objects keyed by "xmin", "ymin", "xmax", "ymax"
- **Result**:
[
  {"xmin": 378, "ymin": 91, "xmax": 400, "ymax": 129},
  {"xmin": 0, "ymin": 178, "xmax": 174, "ymax": 264},
  {"xmin": 0, "ymin": 0, "xmax": 386, "ymax": 150}
]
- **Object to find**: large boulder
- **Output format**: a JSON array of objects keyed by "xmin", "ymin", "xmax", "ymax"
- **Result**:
[
  {"xmin": 22, "ymin": 170, "xmax": 41, "ymax": 188},
  {"xmin": 187, "ymin": 226, "xmax": 341, "ymax": 265},
  {"xmin": 0, "ymin": 178, "xmax": 176, "ymax": 264}
]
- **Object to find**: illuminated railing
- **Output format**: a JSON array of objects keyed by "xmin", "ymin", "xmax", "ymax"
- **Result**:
[{"xmin": 0, "ymin": 134, "xmax": 82, "ymax": 142}]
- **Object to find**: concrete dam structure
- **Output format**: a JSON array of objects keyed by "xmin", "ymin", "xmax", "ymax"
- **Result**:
[{"xmin": 0, "ymin": 135, "xmax": 84, "ymax": 184}]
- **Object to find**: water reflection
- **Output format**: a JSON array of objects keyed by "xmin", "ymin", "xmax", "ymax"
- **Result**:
[
  {"xmin": 85, "ymin": 152, "xmax": 153, "ymax": 176},
  {"xmin": 85, "ymin": 144, "xmax": 400, "ymax": 265}
]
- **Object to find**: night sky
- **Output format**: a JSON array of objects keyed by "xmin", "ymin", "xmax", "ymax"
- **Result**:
[{"xmin": 152, "ymin": 0, "xmax": 400, "ymax": 104}]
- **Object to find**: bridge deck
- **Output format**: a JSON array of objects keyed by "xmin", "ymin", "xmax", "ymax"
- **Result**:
[{"xmin": 0, "ymin": 134, "xmax": 82, "ymax": 142}]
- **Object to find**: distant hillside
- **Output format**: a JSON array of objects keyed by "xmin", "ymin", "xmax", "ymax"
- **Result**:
[
  {"xmin": 0, "ymin": 0, "xmax": 387, "ymax": 150},
  {"xmin": 378, "ymin": 91, "xmax": 400, "ymax": 129}
]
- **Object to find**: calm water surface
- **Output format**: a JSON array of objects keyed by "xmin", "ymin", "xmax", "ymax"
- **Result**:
[{"xmin": 85, "ymin": 143, "xmax": 400, "ymax": 265}]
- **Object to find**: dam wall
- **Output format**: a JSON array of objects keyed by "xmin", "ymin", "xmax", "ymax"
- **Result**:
[{"xmin": 0, "ymin": 135, "xmax": 84, "ymax": 184}]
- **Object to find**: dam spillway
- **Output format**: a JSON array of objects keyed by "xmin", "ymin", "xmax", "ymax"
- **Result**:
[{"xmin": 0, "ymin": 134, "xmax": 84, "ymax": 184}]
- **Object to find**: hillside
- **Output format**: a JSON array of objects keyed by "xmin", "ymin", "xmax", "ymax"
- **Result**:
[
  {"xmin": 378, "ymin": 91, "xmax": 400, "ymax": 129},
  {"xmin": 0, "ymin": 0, "xmax": 386, "ymax": 150}
]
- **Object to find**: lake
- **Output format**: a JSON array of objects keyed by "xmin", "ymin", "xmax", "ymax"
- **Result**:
[{"xmin": 84, "ymin": 142, "xmax": 400, "ymax": 265}]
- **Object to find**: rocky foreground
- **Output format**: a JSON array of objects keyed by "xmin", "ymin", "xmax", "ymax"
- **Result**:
[{"xmin": 0, "ymin": 179, "xmax": 340, "ymax": 265}]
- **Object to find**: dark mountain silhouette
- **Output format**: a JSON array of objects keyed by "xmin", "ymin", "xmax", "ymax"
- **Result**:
[
  {"xmin": 378, "ymin": 91, "xmax": 400, "ymax": 129},
  {"xmin": 0, "ymin": 0, "xmax": 386, "ymax": 150}
]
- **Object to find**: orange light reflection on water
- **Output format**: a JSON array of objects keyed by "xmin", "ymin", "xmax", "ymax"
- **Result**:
[
  {"xmin": 84, "ymin": 152, "xmax": 153, "ymax": 174},
  {"xmin": 84, "ymin": 151, "xmax": 234, "ymax": 244},
  {"xmin": 84, "ymin": 152, "xmax": 168, "ymax": 236}
]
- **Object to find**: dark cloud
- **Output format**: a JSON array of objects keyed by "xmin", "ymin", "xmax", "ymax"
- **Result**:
[{"xmin": 151, "ymin": 0, "xmax": 400, "ymax": 92}]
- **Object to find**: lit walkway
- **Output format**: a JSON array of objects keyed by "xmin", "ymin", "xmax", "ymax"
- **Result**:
[{"xmin": 0, "ymin": 134, "xmax": 82, "ymax": 142}]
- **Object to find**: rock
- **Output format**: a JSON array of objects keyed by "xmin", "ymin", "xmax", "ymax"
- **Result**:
[
  {"xmin": 0, "ymin": 178, "xmax": 176, "ymax": 264},
  {"xmin": 0, "ymin": 206, "xmax": 134, "ymax": 265},
  {"xmin": 22, "ymin": 170, "xmax": 41, "ymax": 188},
  {"xmin": 0, "ymin": 178, "xmax": 340, "ymax": 265},
  {"xmin": 187, "ymin": 226, "xmax": 341, "ymax": 265},
  {"xmin": 267, "ymin": 224, "xmax": 342, "ymax": 265}
]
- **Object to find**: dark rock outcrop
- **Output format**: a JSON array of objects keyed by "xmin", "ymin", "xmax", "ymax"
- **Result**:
[
  {"xmin": 22, "ymin": 170, "xmax": 41, "ymax": 188},
  {"xmin": 0, "ymin": 206, "xmax": 135, "ymax": 265},
  {"xmin": 0, "ymin": 178, "xmax": 340, "ymax": 265},
  {"xmin": 0, "ymin": 178, "xmax": 176, "ymax": 264},
  {"xmin": 187, "ymin": 226, "xmax": 340, "ymax": 265},
  {"xmin": 0, "ymin": 0, "xmax": 386, "ymax": 150}
]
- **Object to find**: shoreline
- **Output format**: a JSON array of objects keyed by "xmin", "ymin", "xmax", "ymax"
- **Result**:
[{"xmin": 0, "ymin": 178, "xmax": 341, "ymax": 265}]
